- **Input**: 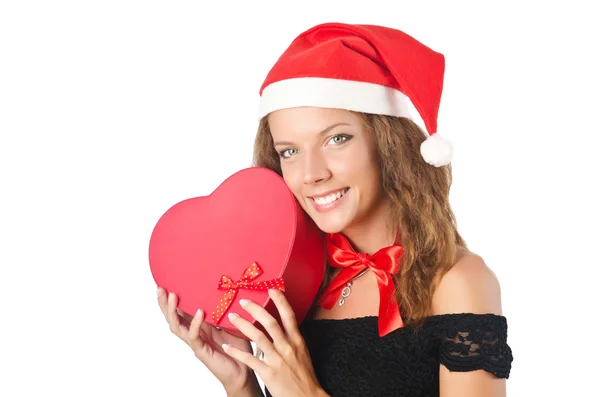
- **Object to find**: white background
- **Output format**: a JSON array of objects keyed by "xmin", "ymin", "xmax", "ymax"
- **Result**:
[{"xmin": 1, "ymin": 1, "xmax": 598, "ymax": 396}]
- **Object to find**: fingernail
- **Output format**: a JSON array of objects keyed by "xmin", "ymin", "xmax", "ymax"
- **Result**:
[
  {"xmin": 222, "ymin": 343, "xmax": 229, "ymax": 352},
  {"xmin": 196, "ymin": 309, "xmax": 203, "ymax": 317},
  {"xmin": 239, "ymin": 299, "xmax": 249, "ymax": 307},
  {"xmin": 228, "ymin": 312, "xmax": 239, "ymax": 321},
  {"xmin": 156, "ymin": 287, "xmax": 161, "ymax": 297},
  {"xmin": 168, "ymin": 292, "xmax": 174, "ymax": 302}
]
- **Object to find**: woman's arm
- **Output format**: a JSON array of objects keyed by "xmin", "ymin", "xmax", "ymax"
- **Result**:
[{"xmin": 432, "ymin": 252, "xmax": 508, "ymax": 397}]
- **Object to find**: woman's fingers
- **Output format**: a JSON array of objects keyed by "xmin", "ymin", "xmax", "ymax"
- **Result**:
[
  {"xmin": 157, "ymin": 288, "xmax": 191, "ymax": 326},
  {"xmin": 237, "ymin": 298, "xmax": 287, "ymax": 346},
  {"xmin": 164, "ymin": 290, "xmax": 191, "ymax": 344},
  {"xmin": 157, "ymin": 287, "xmax": 169, "ymax": 318},
  {"xmin": 227, "ymin": 311, "xmax": 279, "ymax": 361},
  {"xmin": 188, "ymin": 309, "xmax": 204, "ymax": 339},
  {"xmin": 188, "ymin": 308, "xmax": 211, "ymax": 358},
  {"xmin": 222, "ymin": 343, "xmax": 269, "ymax": 375},
  {"xmin": 267, "ymin": 289, "xmax": 303, "ymax": 345}
]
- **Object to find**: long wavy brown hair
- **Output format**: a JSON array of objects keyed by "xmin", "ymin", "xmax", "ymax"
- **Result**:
[{"xmin": 252, "ymin": 112, "xmax": 467, "ymax": 326}]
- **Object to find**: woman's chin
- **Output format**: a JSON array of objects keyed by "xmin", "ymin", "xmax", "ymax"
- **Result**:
[
  {"xmin": 311, "ymin": 215, "xmax": 351, "ymax": 235},
  {"xmin": 301, "ymin": 198, "xmax": 358, "ymax": 234}
]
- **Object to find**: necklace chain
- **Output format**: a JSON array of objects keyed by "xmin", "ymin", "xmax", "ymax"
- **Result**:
[{"xmin": 338, "ymin": 268, "xmax": 369, "ymax": 306}]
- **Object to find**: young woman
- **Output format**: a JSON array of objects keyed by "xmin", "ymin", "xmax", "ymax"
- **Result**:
[{"xmin": 156, "ymin": 22, "xmax": 513, "ymax": 397}]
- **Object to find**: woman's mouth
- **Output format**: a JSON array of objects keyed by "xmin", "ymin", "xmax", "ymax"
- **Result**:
[{"xmin": 309, "ymin": 188, "xmax": 349, "ymax": 212}]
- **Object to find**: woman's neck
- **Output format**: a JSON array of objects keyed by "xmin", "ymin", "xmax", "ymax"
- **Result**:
[{"xmin": 338, "ymin": 201, "xmax": 398, "ymax": 254}]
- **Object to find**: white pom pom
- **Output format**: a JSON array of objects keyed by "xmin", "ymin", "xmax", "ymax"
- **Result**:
[{"xmin": 420, "ymin": 133, "xmax": 453, "ymax": 167}]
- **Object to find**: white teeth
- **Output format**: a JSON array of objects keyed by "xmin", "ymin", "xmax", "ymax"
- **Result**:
[{"xmin": 313, "ymin": 189, "xmax": 347, "ymax": 206}]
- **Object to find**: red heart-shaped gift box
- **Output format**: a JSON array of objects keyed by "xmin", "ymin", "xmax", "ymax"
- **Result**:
[{"xmin": 148, "ymin": 167, "xmax": 326, "ymax": 340}]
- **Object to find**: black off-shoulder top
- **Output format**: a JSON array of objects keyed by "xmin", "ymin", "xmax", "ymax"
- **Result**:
[{"xmin": 265, "ymin": 313, "xmax": 513, "ymax": 397}]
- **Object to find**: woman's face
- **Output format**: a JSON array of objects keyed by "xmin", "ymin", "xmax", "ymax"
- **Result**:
[{"xmin": 268, "ymin": 107, "xmax": 387, "ymax": 234}]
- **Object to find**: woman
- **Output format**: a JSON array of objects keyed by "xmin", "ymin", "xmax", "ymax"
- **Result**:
[{"xmin": 157, "ymin": 22, "xmax": 513, "ymax": 397}]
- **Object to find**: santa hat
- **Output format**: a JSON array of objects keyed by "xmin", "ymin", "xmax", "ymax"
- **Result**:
[{"xmin": 258, "ymin": 22, "xmax": 453, "ymax": 167}]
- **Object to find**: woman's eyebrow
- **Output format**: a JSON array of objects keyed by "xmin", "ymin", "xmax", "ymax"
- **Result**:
[{"xmin": 274, "ymin": 122, "xmax": 351, "ymax": 146}]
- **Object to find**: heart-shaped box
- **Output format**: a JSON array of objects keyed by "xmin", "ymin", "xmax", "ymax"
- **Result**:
[{"xmin": 148, "ymin": 167, "xmax": 326, "ymax": 340}]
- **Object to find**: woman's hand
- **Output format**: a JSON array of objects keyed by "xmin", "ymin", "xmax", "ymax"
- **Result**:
[
  {"xmin": 222, "ymin": 289, "xmax": 329, "ymax": 397},
  {"xmin": 156, "ymin": 287, "xmax": 262, "ymax": 395}
]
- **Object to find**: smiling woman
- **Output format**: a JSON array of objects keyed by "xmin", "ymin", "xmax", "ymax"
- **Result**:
[
  {"xmin": 250, "ymin": 23, "xmax": 512, "ymax": 397},
  {"xmin": 157, "ymin": 21, "xmax": 513, "ymax": 397}
]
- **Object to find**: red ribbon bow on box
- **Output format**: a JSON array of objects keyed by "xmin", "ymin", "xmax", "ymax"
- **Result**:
[
  {"xmin": 317, "ymin": 233, "xmax": 404, "ymax": 337},
  {"xmin": 212, "ymin": 262, "xmax": 285, "ymax": 324}
]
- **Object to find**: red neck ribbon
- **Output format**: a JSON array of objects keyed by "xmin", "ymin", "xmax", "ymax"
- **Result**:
[{"xmin": 317, "ymin": 233, "xmax": 404, "ymax": 337}]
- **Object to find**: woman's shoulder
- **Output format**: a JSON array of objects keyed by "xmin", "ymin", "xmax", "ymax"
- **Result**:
[
  {"xmin": 425, "ymin": 250, "xmax": 513, "ymax": 378},
  {"xmin": 431, "ymin": 249, "xmax": 503, "ymax": 317}
]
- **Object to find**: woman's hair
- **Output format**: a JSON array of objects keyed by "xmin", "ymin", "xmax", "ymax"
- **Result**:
[{"xmin": 252, "ymin": 112, "xmax": 467, "ymax": 326}]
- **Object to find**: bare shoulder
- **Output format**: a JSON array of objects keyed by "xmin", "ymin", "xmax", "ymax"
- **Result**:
[{"xmin": 431, "ymin": 249, "xmax": 503, "ymax": 316}]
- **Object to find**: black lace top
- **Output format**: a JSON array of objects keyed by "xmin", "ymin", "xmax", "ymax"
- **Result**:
[{"xmin": 265, "ymin": 313, "xmax": 512, "ymax": 397}]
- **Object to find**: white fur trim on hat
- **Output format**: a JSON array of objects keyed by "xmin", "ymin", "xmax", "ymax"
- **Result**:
[{"xmin": 258, "ymin": 77, "xmax": 412, "ymax": 119}]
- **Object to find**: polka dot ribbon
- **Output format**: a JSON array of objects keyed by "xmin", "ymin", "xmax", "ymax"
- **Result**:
[{"xmin": 212, "ymin": 262, "xmax": 285, "ymax": 325}]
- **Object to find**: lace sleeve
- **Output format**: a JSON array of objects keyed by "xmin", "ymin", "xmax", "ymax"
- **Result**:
[{"xmin": 435, "ymin": 313, "xmax": 513, "ymax": 378}]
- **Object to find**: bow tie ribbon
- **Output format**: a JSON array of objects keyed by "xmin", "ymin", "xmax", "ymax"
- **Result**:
[
  {"xmin": 212, "ymin": 262, "xmax": 285, "ymax": 325},
  {"xmin": 317, "ymin": 233, "xmax": 404, "ymax": 337}
]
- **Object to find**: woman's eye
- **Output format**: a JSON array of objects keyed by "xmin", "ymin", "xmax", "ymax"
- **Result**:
[
  {"xmin": 328, "ymin": 134, "xmax": 351, "ymax": 145},
  {"xmin": 280, "ymin": 148, "xmax": 298, "ymax": 158}
]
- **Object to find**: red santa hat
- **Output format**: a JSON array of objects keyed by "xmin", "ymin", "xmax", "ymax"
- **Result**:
[{"xmin": 258, "ymin": 22, "xmax": 453, "ymax": 167}]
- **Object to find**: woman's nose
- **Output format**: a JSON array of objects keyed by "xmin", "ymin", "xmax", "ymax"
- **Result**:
[{"xmin": 302, "ymin": 152, "xmax": 331, "ymax": 185}]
